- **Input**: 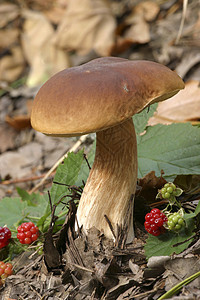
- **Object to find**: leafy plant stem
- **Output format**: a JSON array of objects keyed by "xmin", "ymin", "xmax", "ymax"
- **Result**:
[
  {"xmin": 2, "ymin": 257, "xmax": 11, "ymax": 263},
  {"xmin": 158, "ymin": 270, "xmax": 200, "ymax": 299},
  {"xmin": 28, "ymin": 216, "xmax": 41, "ymax": 220}
]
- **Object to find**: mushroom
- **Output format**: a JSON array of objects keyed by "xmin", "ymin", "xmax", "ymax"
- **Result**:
[{"xmin": 31, "ymin": 57, "xmax": 184, "ymax": 243}]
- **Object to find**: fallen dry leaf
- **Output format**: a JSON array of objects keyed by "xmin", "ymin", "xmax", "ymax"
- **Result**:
[
  {"xmin": 148, "ymin": 80, "xmax": 200, "ymax": 125},
  {"xmin": 0, "ymin": 142, "xmax": 42, "ymax": 179},
  {"xmin": 124, "ymin": 17, "xmax": 150, "ymax": 44},
  {"xmin": 0, "ymin": 124, "xmax": 18, "ymax": 153},
  {"xmin": 0, "ymin": 28, "xmax": 19, "ymax": 50},
  {"xmin": 176, "ymin": 52, "xmax": 200, "ymax": 79},
  {"xmin": 21, "ymin": 9, "xmax": 70, "ymax": 87},
  {"xmin": 53, "ymin": 0, "xmax": 117, "ymax": 56},
  {"xmin": 0, "ymin": 46, "xmax": 25, "ymax": 82},
  {"xmin": 164, "ymin": 257, "xmax": 200, "ymax": 291},
  {"xmin": 138, "ymin": 171, "xmax": 166, "ymax": 192},
  {"xmin": 123, "ymin": 1, "xmax": 160, "ymax": 44},
  {"xmin": 5, "ymin": 115, "xmax": 31, "ymax": 131},
  {"xmin": 0, "ymin": 3, "xmax": 20, "ymax": 28},
  {"xmin": 44, "ymin": 0, "xmax": 68, "ymax": 25},
  {"xmin": 5, "ymin": 99, "xmax": 32, "ymax": 130},
  {"xmin": 136, "ymin": 171, "xmax": 167, "ymax": 204}
]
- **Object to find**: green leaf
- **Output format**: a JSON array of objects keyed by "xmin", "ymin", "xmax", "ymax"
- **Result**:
[
  {"xmin": 194, "ymin": 200, "xmax": 200, "ymax": 216},
  {"xmin": 16, "ymin": 187, "xmax": 49, "ymax": 218},
  {"xmin": 133, "ymin": 103, "xmax": 158, "ymax": 134},
  {"xmin": 27, "ymin": 195, "xmax": 49, "ymax": 219},
  {"xmin": 184, "ymin": 200, "xmax": 200, "ymax": 220},
  {"xmin": 183, "ymin": 212, "xmax": 196, "ymax": 220},
  {"xmin": 50, "ymin": 150, "xmax": 85, "ymax": 204},
  {"xmin": 17, "ymin": 187, "xmax": 33, "ymax": 203},
  {"xmin": 0, "ymin": 197, "xmax": 28, "ymax": 228},
  {"xmin": 137, "ymin": 123, "xmax": 200, "ymax": 180},
  {"xmin": 144, "ymin": 219, "xmax": 195, "ymax": 260}
]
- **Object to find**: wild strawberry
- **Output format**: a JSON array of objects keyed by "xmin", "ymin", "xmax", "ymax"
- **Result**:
[
  {"xmin": 144, "ymin": 208, "xmax": 168, "ymax": 236},
  {"xmin": 17, "ymin": 222, "xmax": 39, "ymax": 244}
]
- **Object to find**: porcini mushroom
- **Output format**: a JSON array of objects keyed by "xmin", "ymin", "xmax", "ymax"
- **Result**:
[{"xmin": 31, "ymin": 57, "xmax": 184, "ymax": 242}]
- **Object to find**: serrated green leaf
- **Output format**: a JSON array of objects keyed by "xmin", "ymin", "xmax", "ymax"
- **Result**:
[
  {"xmin": 137, "ymin": 123, "xmax": 200, "ymax": 180},
  {"xmin": 144, "ymin": 219, "xmax": 195, "ymax": 259},
  {"xmin": 133, "ymin": 103, "xmax": 158, "ymax": 134},
  {"xmin": 50, "ymin": 150, "xmax": 84, "ymax": 204},
  {"xmin": 0, "ymin": 197, "xmax": 28, "ymax": 228}
]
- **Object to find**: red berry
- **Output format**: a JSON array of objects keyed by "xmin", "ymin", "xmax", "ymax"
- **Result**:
[
  {"xmin": 0, "ymin": 261, "xmax": 13, "ymax": 285},
  {"xmin": 5, "ymin": 263, "xmax": 12, "ymax": 269},
  {"xmin": 150, "ymin": 224, "xmax": 158, "ymax": 231},
  {"xmin": 17, "ymin": 232, "xmax": 25, "ymax": 240},
  {"xmin": 152, "ymin": 229, "xmax": 160, "ymax": 236},
  {"xmin": 30, "ymin": 226, "xmax": 38, "ymax": 234},
  {"xmin": 151, "ymin": 208, "xmax": 160, "ymax": 214},
  {"xmin": 0, "ymin": 241, "xmax": 5, "ymax": 248},
  {"xmin": 145, "ymin": 213, "xmax": 152, "ymax": 221},
  {"xmin": 0, "ymin": 227, "xmax": 11, "ymax": 249},
  {"xmin": 17, "ymin": 225, "xmax": 23, "ymax": 233},
  {"xmin": 31, "ymin": 234, "xmax": 39, "ymax": 241},
  {"xmin": 0, "ymin": 268, "xmax": 4, "ymax": 276},
  {"xmin": 25, "ymin": 231, "xmax": 32, "ymax": 238},
  {"xmin": 4, "ymin": 267, "xmax": 13, "ymax": 275},
  {"xmin": 24, "ymin": 237, "xmax": 32, "ymax": 244},
  {"xmin": 155, "ymin": 218, "xmax": 163, "ymax": 227},
  {"xmin": 144, "ymin": 209, "xmax": 168, "ymax": 236},
  {"xmin": 17, "ymin": 222, "xmax": 39, "ymax": 244}
]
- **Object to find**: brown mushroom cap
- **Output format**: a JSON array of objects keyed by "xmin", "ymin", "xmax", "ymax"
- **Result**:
[{"xmin": 31, "ymin": 57, "xmax": 184, "ymax": 136}]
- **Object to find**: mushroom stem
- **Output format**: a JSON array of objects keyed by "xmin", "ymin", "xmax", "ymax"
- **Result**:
[{"xmin": 77, "ymin": 118, "xmax": 137, "ymax": 242}]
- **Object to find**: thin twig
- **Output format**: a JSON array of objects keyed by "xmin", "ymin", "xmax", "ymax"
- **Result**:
[
  {"xmin": 104, "ymin": 214, "xmax": 116, "ymax": 239},
  {"xmin": 0, "ymin": 173, "xmax": 54, "ymax": 185},
  {"xmin": 175, "ymin": 0, "xmax": 188, "ymax": 44},
  {"xmin": 48, "ymin": 190, "xmax": 53, "ymax": 213},
  {"xmin": 68, "ymin": 262, "xmax": 94, "ymax": 274},
  {"xmin": 83, "ymin": 153, "xmax": 91, "ymax": 170}
]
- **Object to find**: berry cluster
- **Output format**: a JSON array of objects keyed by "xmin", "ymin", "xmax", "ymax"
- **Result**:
[
  {"xmin": 0, "ymin": 227, "xmax": 11, "ymax": 249},
  {"xmin": 144, "ymin": 208, "xmax": 168, "ymax": 236},
  {"xmin": 17, "ymin": 222, "xmax": 39, "ymax": 244},
  {"xmin": 167, "ymin": 212, "xmax": 185, "ymax": 232},
  {"xmin": 157, "ymin": 182, "xmax": 183, "ymax": 206},
  {"xmin": 0, "ymin": 261, "xmax": 13, "ymax": 285},
  {"xmin": 160, "ymin": 183, "xmax": 178, "ymax": 200}
]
